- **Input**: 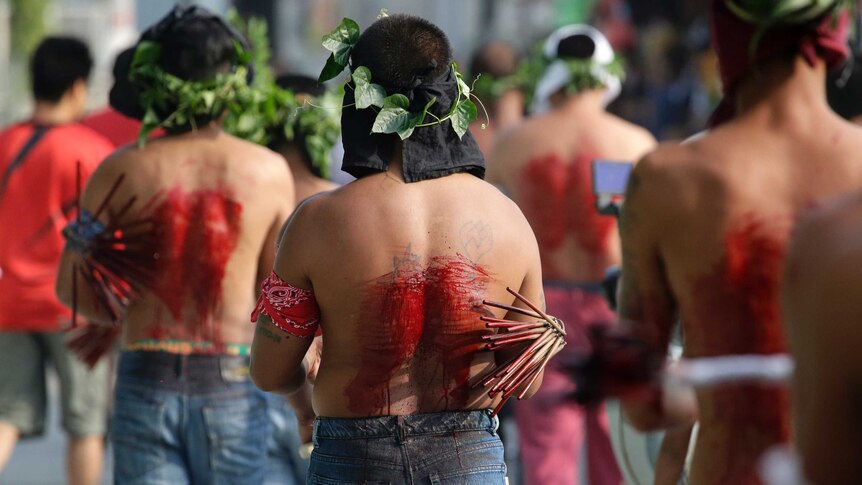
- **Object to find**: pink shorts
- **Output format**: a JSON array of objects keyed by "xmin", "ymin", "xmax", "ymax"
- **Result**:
[{"xmin": 515, "ymin": 282, "xmax": 623, "ymax": 485}]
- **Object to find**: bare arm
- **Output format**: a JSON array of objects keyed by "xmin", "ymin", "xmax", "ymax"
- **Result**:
[
  {"xmin": 783, "ymin": 207, "xmax": 862, "ymax": 485},
  {"xmin": 617, "ymin": 155, "xmax": 697, "ymax": 431},
  {"xmin": 249, "ymin": 196, "xmax": 317, "ymax": 397},
  {"xmin": 492, "ymin": 214, "xmax": 547, "ymax": 400}
]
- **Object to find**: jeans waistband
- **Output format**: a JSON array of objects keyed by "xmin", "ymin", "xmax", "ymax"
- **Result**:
[
  {"xmin": 314, "ymin": 410, "xmax": 499, "ymax": 440},
  {"xmin": 117, "ymin": 350, "xmax": 251, "ymax": 389}
]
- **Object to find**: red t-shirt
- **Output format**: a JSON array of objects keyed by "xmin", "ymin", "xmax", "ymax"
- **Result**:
[
  {"xmin": 0, "ymin": 122, "xmax": 113, "ymax": 331},
  {"xmin": 81, "ymin": 108, "xmax": 144, "ymax": 148}
]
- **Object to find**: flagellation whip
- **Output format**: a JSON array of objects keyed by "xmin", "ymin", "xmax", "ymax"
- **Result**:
[
  {"xmin": 63, "ymin": 163, "xmax": 159, "ymax": 329},
  {"xmin": 474, "ymin": 287, "xmax": 568, "ymax": 417}
]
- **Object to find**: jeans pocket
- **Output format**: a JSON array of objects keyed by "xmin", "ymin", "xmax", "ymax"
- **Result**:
[
  {"xmin": 202, "ymin": 390, "xmax": 269, "ymax": 482},
  {"xmin": 111, "ymin": 391, "xmax": 168, "ymax": 482}
]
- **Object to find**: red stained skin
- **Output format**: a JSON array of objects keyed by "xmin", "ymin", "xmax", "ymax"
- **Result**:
[
  {"xmin": 344, "ymin": 251, "xmax": 491, "ymax": 415},
  {"xmin": 521, "ymin": 153, "xmax": 616, "ymax": 255},
  {"xmin": 146, "ymin": 186, "xmax": 243, "ymax": 347},
  {"xmin": 687, "ymin": 217, "xmax": 790, "ymax": 484}
]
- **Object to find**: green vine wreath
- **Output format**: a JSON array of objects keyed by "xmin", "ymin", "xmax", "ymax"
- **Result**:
[
  {"xmin": 725, "ymin": 0, "xmax": 855, "ymax": 56},
  {"xmin": 129, "ymin": 39, "xmax": 252, "ymax": 147},
  {"xmin": 222, "ymin": 10, "xmax": 340, "ymax": 178},
  {"xmin": 318, "ymin": 16, "xmax": 482, "ymax": 140}
]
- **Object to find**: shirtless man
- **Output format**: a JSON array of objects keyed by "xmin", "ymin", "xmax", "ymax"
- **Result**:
[
  {"xmin": 250, "ymin": 14, "xmax": 545, "ymax": 484},
  {"xmin": 468, "ymin": 41, "xmax": 525, "ymax": 156},
  {"xmin": 487, "ymin": 24, "xmax": 655, "ymax": 485},
  {"xmin": 782, "ymin": 195, "xmax": 862, "ymax": 485},
  {"xmin": 262, "ymin": 73, "xmax": 337, "ymax": 484},
  {"xmin": 56, "ymin": 7, "xmax": 293, "ymax": 484},
  {"xmin": 268, "ymin": 74, "xmax": 338, "ymax": 204},
  {"xmin": 618, "ymin": 1, "xmax": 858, "ymax": 484}
]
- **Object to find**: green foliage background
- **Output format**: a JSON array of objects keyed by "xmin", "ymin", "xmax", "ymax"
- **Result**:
[{"xmin": 10, "ymin": 0, "xmax": 48, "ymax": 60}]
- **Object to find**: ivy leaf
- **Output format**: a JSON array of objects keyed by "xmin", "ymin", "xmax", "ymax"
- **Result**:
[
  {"xmin": 450, "ymin": 99, "xmax": 477, "ymax": 139},
  {"xmin": 132, "ymin": 41, "xmax": 161, "ymax": 68},
  {"xmin": 138, "ymin": 108, "xmax": 160, "ymax": 147},
  {"xmin": 352, "ymin": 66, "xmax": 386, "ymax": 109},
  {"xmin": 322, "ymin": 18, "xmax": 360, "ymax": 63},
  {"xmin": 237, "ymin": 113, "xmax": 257, "ymax": 133},
  {"xmin": 319, "ymin": 54, "xmax": 346, "ymax": 83},
  {"xmin": 234, "ymin": 40, "xmax": 252, "ymax": 66},
  {"xmin": 372, "ymin": 94, "xmax": 422, "ymax": 140},
  {"xmin": 455, "ymin": 67, "xmax": 471, "ymax": 99},
  {"xmin": 381, "ymin": 93, "xmax": 409, "ymax": 110},
  {"xmin": 318, "ymin": 18, "xmax": 360, "ymax": 83}
]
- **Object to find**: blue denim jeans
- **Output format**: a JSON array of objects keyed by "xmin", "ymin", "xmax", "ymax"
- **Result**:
[
  {"xmin": 265, "ymin": 394, "xmax": 308, "ymax": 485},
  {"xmin": 308, "ymin": 410, "xmax": 506, "ymax": 484},
  {"xmin": 111, "ymin": 351, "xmax": 270, "ymax": 485}
]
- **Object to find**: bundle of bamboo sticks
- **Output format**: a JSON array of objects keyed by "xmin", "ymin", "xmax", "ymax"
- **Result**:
[
  {"xmin": 474, "ymin": 287, "xmax": 567, "ymax": 416},
  {"xmin": 66, "ymin": 166, "xmax": 158, "ymax": 326}
]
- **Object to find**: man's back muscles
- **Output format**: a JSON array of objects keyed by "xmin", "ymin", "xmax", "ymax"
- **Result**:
[
  {"xmin": 57, "ymin": 130, "xmax": 293, "ymax": 348},
  {"xmin": 282, "ymin": 173, "xmax": 543, "ymax": 417}
]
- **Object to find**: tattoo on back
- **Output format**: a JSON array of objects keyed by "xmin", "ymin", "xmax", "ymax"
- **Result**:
[{"xmin": 460, "ymin": 221, "xmax": 493, "ymax": 262}]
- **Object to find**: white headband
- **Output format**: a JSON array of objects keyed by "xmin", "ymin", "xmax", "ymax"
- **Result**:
[{"xmin": 531, "ymin": 24, "xmax": 622, "ymax": 114}]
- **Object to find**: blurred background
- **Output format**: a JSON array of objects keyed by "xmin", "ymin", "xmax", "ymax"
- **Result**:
[
  {"xmin": 0, "ymin": 0, "xmax": 720, "ymax": 141},
  {"xmin": 1, "ymin": 1, "xmax": 860, "ymax": 483}
]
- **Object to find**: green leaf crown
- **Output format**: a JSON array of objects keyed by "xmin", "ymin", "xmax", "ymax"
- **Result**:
[
  {"xmin": 129, "ymin": 38, "xmax": 252, "ymax": 147},
  {"xmin": 317, "ymin": 17, "xmax": 481, "ymax": 140},
  {"xmin": 222, "ymin": 11, "xmax": 340, "ymax": 178},
  {"xmin": 471, "ymin": 43, "xmax": 626, "ymax": 108},
  {"xmin": 725, "ymin": 0, "xmax": 853, "ymax": 56}
]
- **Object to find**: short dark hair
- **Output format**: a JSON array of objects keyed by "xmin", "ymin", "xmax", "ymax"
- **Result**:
[
  {"xmin": 350, "ymin": 14, "xmax": 452, "ymax": 89},
  {"xmin": 557, "ymin": 34, "xmax": 596, "ymax": 59},
  {"xmin": 30, "ymin": 36, "xmax": 93, "ymax": 103},
  {"xmin": 469, "ymin": 41, "xmax": 519, "ymax": 80},
  {"xmin": 276, "ymin": 74, "xmax": 326, "ymax": 98},
  {"xmin": 159, "ymin": 15, "xmax": 237, "ymax": 81}
]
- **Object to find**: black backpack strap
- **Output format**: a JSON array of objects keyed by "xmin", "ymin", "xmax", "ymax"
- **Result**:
[{"xmin": 0, "ymin": 125, "xmax": 51, "ymax": 199}]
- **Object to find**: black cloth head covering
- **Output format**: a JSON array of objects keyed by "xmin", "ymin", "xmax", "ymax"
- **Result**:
[
  {"xmin": 109, "ymin": 5, "xmax": 252, "ymax": 124},
  {"xmin": 340, "ymin": 66, "xmax": 485, "ymax": 183}
]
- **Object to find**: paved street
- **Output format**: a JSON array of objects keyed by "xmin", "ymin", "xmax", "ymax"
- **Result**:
[{"xmin": 0, "ymin": 373, "xmax": 112, "ymax": 485}]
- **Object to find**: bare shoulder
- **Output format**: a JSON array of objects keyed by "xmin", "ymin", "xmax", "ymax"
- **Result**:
[
  {"xmin": 628, "ymin": 142, "xmax": 700, "ymax": 200},
  {"xmin": 787, "ymin": 193, "xmax": 862, "ymax": 282},
  {"xmin": 488, "ymin": 117, "xmax": 549, "ymax": 166},
  {"xmin": 605, "ymin": 113, "xmax": 657, "ymax": 151},
  {"xmin": 624, "ymin": 141, "xmax": 711, "ymax": 232},
  {"xmin": 224, "ymin": 134, "xmax": 290, "ymax": 180},
  {"xmin": 280, "ymin": 189, "xmax": 338, "ymax": 234},
  {"xmin": 86, "ymin": 144, "xmax": 139, "ymax": 185}
]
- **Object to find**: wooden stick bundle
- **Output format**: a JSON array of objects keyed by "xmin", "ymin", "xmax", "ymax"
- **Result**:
[
  {"xmin": 475, "ymin": 287, "xmax": 567, "ymax": 416},
  {"xmin": 68, "ymin": 167, "xmax": 158, "ymax": 326}
]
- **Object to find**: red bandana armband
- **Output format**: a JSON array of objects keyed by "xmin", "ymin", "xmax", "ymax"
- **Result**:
[{"xmin": 251, "ymin": 271, "xmax": 320, "ymax": 338}]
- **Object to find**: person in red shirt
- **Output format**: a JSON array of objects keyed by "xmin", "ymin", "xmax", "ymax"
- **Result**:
[{"xmin": 0, "ymin": 37, "xmax": 113, "ymax": 485}]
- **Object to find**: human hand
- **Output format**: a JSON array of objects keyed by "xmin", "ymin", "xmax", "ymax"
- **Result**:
[
  {"xmin": 304, "ymin": 336, "xmax": 323, "ymax": 384},
  {"xmin": 296, "ymin": 413, "xmax": 315, "ymax": 445}
]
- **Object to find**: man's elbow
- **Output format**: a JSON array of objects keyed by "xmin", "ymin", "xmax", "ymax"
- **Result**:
[{"xmin": 250, "ymin": 362, "xmax": 304, "ymax": 395}]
